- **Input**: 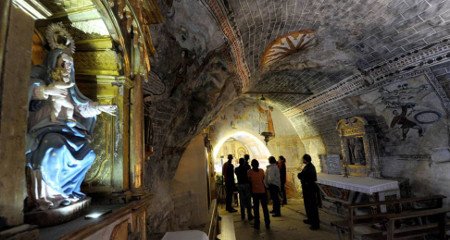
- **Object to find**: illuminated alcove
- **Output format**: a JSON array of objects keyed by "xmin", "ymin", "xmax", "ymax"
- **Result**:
[{"xmin": 212, "ymin": 131, "xmax": 272, "ymax": 174}]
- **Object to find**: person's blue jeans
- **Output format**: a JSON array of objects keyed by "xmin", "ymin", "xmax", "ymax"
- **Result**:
[
  {"xmin": 269, "ymin": 184, "xmax": 281, "ymax": 215},
  {"xmin": 237, "ymin": 184, "xmax": 252, "ymax": 219},
  {"xmin": 252, "ymin": 192, "xmax": 270, "ymax": 228}
]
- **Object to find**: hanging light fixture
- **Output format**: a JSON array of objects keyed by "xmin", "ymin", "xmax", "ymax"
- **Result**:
[{"xmin": 258, "ymin": 95, "xmax": 275, "ymax": 145}]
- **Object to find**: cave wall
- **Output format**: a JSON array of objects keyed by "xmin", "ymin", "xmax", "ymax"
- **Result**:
[
  {"xmin": 286, "ymin": 63, "xmax": 450, "ymax": 205},
  {"xmin": 143, "ymin": 0, "xmax": 241, "ymax": 235},
  {"xmin": 171, "ymin": 134, "xmax": 209, "ymax": 228}
]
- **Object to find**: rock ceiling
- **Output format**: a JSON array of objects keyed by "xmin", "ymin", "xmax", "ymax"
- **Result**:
[
  {"xmin": 143, "ymin": 0, "xmax": 450, "ymax": 175},
  {"xmin": 225, "ymin": 0, "xmax": 450, "ymax": 109},
  {"xmin": 147, "ymin": 0, "xmax": 450, "ymax": 111}
]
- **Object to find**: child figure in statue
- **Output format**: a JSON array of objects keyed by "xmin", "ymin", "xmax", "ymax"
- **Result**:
[{"xmin": 49, "ymin": 53, "xmax": 76, "ymax": 123}]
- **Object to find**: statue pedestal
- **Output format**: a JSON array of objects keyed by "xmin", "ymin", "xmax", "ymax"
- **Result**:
[{"xmin": 24, "ymin": 197, "xmax": 91, "ymax": 227}]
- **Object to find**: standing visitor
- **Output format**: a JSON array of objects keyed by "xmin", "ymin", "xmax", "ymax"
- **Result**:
[
  {"xmin": 247, "ymin": 159, "xmax": 270, "ymax": 230},
  {"xmin": 222, "ymin": 154, "xmax": 237, "ymax": 212},
  {"xmin": 278, "ymin": 156, "xmax": 287, "ymax": 205},
  {"xmin": 235, "ymin": 158, "xmax": 253, "ymax": 221},
  {"xmin": 265, "ymin": 156, "xmax": 281, "ymax": 217},
  {"xmin": 297, "ymin": 154, "xmax": 320, "ymax": 230},
  {"xmin": 244, "ymin": 154, "xmax": 250, "ymax": 167}
]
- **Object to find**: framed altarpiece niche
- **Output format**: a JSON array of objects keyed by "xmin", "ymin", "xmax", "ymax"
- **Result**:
[{"xmin": 337, "ymin": 116, "xmax": 381, "ymax": 177}]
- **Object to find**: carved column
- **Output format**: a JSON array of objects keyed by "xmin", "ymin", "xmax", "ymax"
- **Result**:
[{"xmin": 130, "ymin": 75, "xmax": 144, "ymax": 191}]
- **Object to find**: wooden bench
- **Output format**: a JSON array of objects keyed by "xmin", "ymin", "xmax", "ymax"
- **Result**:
[
  {"xmin": 331, "ymin": 195, "xmax": 446, "ymax": 240},
  {"xmin": 204, "ymin": 199, "xmax": 219, "ymax": 240},
  {"xmin": 385, "ymin": 207, "xmax": 450, "ymax": 240}
]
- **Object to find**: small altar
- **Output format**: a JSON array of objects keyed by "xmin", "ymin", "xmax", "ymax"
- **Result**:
[{"xmin": 317, "ymin": 173, "xmax": 400, "ymax": 213}]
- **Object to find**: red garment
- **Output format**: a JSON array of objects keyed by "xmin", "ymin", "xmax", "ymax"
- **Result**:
[{"xmin": 248, "ymin": 169, "xmax": 266, "ymax": 193}]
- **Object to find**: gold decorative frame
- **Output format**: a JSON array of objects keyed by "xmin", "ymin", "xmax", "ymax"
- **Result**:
[{"xmin": 337, "ymin": 116, "xmax": 381, "ymax": 177}]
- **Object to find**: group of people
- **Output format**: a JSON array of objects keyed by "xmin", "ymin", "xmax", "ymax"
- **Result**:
[{"xmin": 222, "ymin": 154, "xmax": 320, "ymax": 230}]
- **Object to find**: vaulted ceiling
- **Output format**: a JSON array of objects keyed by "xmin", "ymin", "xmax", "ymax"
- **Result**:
[
  {"xmin": 225, "ymin": 0, "xmax": 450, "ymax": 109},
  {"xmin": 143, "ymin": 0, "xmax": 450, "ymax": 181}
]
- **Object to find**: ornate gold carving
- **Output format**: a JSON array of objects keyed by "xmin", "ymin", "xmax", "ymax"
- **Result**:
[
  {"xmin": 261, "ymin": 30, "xmax": 316, "ymax": 69},
  {"xmin": 337, "ymin": 116, "xmax": 367, "ymax": 137},
  {"xmin": 76, "ymin": 38, "xmax": 114, "ymax": 51},
  {"xmin": 85, "ymin": 98, "xmax": 115, "ymax": 187},
  {"xmin": 337, "ymin": 116, "xmax": 381, "ymax": 177},
  {"xmin": 95, "ymin": 0, "xmax": 162, "ymax": 80},
  {"xmin": 74, "ymin": 50, "xmax": 121, "ymax": 75}
]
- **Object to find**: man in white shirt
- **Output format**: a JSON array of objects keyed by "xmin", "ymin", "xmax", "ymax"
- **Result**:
[{"xmin": 265, "ymin": 156, "xmax": 281, "ymax": 217}]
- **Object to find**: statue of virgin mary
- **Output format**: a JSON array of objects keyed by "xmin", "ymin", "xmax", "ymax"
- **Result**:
[{"xmin": 25, "ymin": 23, "xmax": 116, "ymax": 211}]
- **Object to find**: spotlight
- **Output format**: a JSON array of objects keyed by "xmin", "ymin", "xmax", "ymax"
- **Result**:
[{"xmin": 85, "ymin": 209, "xmax": 112, "ymax": 219}]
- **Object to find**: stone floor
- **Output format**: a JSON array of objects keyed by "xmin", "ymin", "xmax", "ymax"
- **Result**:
[{"xmin": 219, "ymin": 198, "xmax": 341, "ymax": 240}]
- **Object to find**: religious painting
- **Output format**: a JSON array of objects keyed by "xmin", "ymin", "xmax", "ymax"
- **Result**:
[
  {"xmin": 359, "ymin": 74, "xmax": 449, "ymax": 157},
  {"xmin": 346, "ymin": 137, "xmax": 366, "ymax": 165}
]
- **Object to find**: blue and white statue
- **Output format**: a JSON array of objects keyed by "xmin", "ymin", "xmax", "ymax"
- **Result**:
[{"xmin": 26, "ymin": 23, "xmax": 116, "ymax": 211}]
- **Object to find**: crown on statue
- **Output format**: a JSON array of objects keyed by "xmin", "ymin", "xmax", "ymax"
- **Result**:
[{"xmin": 45, "ymin": 23, "xmax": 75, "ymax": 54}]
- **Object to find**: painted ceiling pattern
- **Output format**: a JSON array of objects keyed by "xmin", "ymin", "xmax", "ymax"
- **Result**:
[
  {"xmin": 260, "ymin": 30, "xmax": 316, "ymax": 69},
  {"xmin": 207, "ymin": 0, "xmax": 450, "ymax": 109},
  {"xmin": 141, "ymin": 0, "xmax": 450, "ymax": 168}
]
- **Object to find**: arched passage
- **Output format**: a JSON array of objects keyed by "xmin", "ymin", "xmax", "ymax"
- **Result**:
[{"xmin": 212, "ymin": 131, "xmax": 272, "ymax": 174}]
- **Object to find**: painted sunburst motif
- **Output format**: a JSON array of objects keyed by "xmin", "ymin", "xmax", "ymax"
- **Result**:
[{"xmin": 260, "ymin": 30, "xmax": 316, "ymax": 69}]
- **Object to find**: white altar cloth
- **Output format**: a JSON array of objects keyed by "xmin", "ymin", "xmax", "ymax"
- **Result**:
[{"xmin": 317, "ymin": 173, "xmax": 399, "ymax": 195}]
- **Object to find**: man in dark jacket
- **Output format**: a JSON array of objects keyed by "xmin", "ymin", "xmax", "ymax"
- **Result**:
[
  {"xmin": 235, "ymin": 158, "xmax": 253, "ymax": 220},
  {"xmin": 278, "ymin": 156, "xmax": 287, "ymax": 205},
  {"xmin": 223, "ymin": 154, "xmax": 237, "ymax": 212},
  {"xmin": 297, "ymin": 154, "xmax": 320, "ymax": 230}
]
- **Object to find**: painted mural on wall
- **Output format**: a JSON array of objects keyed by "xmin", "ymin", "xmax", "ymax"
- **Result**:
[
  {"xmin": 214, "ymin": 98, "xmax": 264, "ymax": 135},
  {"xmin": 359, "ymin": 74, "xmax": 449, "ymax": 158}
]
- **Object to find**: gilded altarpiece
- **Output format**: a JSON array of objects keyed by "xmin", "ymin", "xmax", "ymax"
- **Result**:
[
  {"xmin": 337, "ymin": 117, "xmax": 381, "ymax": 177},
  {"xmin": 77, "ymin": 75, "xmax": 131, "ymax": 193},
  {"xmin": 85, "ymin": 112, "xmax": 114, "ymax": 186}
]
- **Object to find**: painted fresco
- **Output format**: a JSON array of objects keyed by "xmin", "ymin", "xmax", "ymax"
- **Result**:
[
  {"xmin": 359, "ymin": 74, "xmax": 449, "ymax": 158},
  {"xmin": 214, "ymin": 98, "xmax": 263, "ymax": 135}
]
